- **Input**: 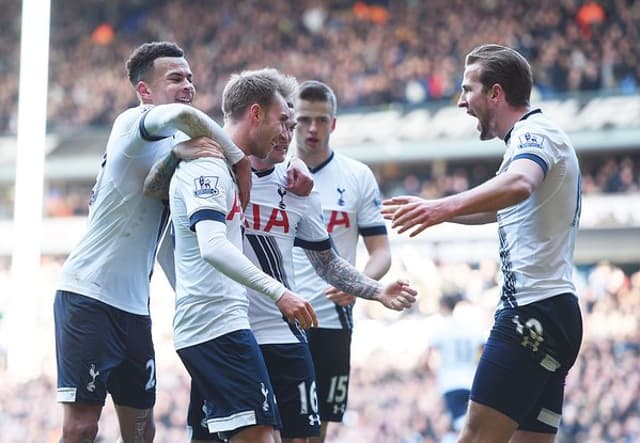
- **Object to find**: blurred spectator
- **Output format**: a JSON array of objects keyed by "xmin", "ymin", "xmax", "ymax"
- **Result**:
[
  {"xmin": 1, "ymin": 0, "xmax": 640, "ymax": 134},
  {"xmin": 576, "ymin": 1, "xmax": 606, "ymax": 39},
  {"xmin": 2, "ymin": 0, "xmax": 638, "ymax": 219},
  {"xmin": 1, "ymin": 3, "xmax": 639, "ymax": 439},
  {"xmin": 0, "ymin": 151, "xmax": 637, "ymax": 219},
  {"xmin": 376, "ymin": 152, "xmax": 640, "ymax": 200},
  {"xmin": 1, "ymin": 257, "xmax": 638, "ymax": 442}
]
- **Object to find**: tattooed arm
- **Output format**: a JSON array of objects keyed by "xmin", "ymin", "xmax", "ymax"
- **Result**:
[
  {"xmin": 304, "ymin": 248, "xmax": 417, "ymax": 311},
  {"xmin": 143, "ymin": 136, "xmax": 227, "ymax": 199},
  {"xmin": 143, "ymin": 148, "xmax": 180, "ymax": 200},
  {"xmin": 325, "ymin": 233, "xmax": 391, "ymax": 307},
  {"xmin": 141, "ymin": 104, "xmax": 251, "ymax": 205},
  {"xmin": 143, "ymin": 103, "xmax": 243, "ymax": 162}
]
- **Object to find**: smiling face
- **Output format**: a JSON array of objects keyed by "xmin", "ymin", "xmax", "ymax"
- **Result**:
[
  {"xmin": 268, "ymin": 105, "xmax": 296, "ymax": 165},
  {"xmin": 457, "ymin": 63, "xmax": 497, "ymax": 140},
  {"xmin": 141, "ymin": 56, "xmax": 195, "ymax": 105},
  {"xmin": 251, "ymin": 91, "xmax": 290, "ymax": 159}
]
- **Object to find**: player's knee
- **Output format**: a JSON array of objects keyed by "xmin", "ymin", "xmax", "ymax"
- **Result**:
[
  {"xmin": 62, "ymin": 418, "xmax": 99, "ymax": 441},
  {"xmin": 455, "ymin": 413, "xmax": 483, "ymax": 443},
  {"xmin": 119, "ymin": 408, "xmax": 156, "ymax": 443},
  {"xmin": 143, "ymin": 417, "xmax": 156, "ymax": 442}
]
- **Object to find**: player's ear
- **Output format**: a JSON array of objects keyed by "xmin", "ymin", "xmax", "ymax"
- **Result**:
[
  {"xmin": 489, "ymin": 83, "xmax": 503, "ymax": 102},
  {"xmin": 136, "ymin": 81, "xmax": 152, "ymax": 103},
  {"xmin": 330, "ymin": 117, "xmax": 337, "ymax": 132},
  {"xmin": 249, "ymin": 103, "xmax": 263, "ymax": 122}
]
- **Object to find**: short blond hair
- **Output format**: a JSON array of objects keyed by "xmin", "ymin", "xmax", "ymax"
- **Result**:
[{"xmin": 222, "ymin": 68, "xmax": 298, "ymax": 121}]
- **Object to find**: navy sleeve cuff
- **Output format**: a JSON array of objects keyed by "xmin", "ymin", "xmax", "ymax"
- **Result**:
[
  {"xmin": 189, "ymin": 209, "xmax": 226, "ymax": 231},
  {"xmin": 140, "ymin": 110, "xmax": 170, "ymax": 141},
  {"xmin": 513, "ymin": 153, "xmax": 548, "ymax": 176},
  {"xmin": 359, "ymin": 225, "xmax": 387, "ymax": 237},
  {"xmin": 294, "ymin": 238, "xmax": 332, "ymax": 251}
]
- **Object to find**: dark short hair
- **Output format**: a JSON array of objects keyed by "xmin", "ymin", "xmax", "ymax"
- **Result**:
[
  {"xmin": 126, "ymin": 41, "xmax": 184, "ymax": 85},
  {"xmin": 297, "ymin": 80, "xmax": 338, "ymax": 116},
  {"xmin": 465, "ymin": 44, "xmax": 532, "ymax": 107},
  {"xmin": 222, "ymin": 68, "xmax": 298, "ymax": 121}
]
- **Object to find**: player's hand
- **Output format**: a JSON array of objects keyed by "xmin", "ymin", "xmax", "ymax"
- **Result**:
[
  {"xmin": 232, "ymin": 156, "xmax": 252, "ymax": 211},
  {"xmin": 325, "ymin": 285, "xmax": 356, "ymax": 307},
  {"xmin": 381, "ymin": 195, "xmax": 447, "ymax": 237},
  {"xmin": 285, "ymin": 157, "xmax": 313, "ymax": 196},
  {"xmin": 173, "ymin": 136, "xmax": 225, "ymax": 161},
  {"xmin": 276, "ymin": 290, "xmax": 318, "ymax": 329},
  {"xmin": 375, "ymin": 279, "xmax": 417, "ymax": 311}
]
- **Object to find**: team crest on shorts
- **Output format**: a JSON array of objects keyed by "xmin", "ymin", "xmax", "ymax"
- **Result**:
[
  {"xmin": 87, "ymin": 363, "xmax": 100, "ymax": 392},
  {"xmin": 194, "ymin": 176, "xmax": 220, "ymax": 198}
]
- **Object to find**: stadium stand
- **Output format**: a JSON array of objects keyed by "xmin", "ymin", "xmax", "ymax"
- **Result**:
[
  {"xmin": 0, "ymin": 0, "xmax": 639, "ymax": 133},
  {"xmin": 0, "ymin": 0, "xmax": 639, "ymax": 441}
]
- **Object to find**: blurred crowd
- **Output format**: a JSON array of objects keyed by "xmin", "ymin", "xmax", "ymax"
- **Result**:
[
  {"xmin": 1, "ymin": 0, "xmax": 639, "ymax": 134},
  {"xmin": 12, "ymin": 150, "xmax": 634, "ymax": 219},
  {"xmin": 0, "ymin": 256, "xmax": 638, "ymax": 442},
  {"xmin": 376, "ymin": 152, "xmax": 639, "ymax": 200}
]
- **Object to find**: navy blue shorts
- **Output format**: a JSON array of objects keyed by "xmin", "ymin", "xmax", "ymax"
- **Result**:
[
  {"xmin": 178, "ymin": 329, "xmax": 281, "ymax": 441},
  {"xmin": 306, "ymin": 328, "xmax": 352, "ymax": 422},
  {"xmin": 186, "ymin": 380, "xmax": 224, "ymax": 443},
  {"xmin": 444, "ymin": 388, "xmax": 470, "ymax": 422},
  {"xmin": 53, "ymin": 290, "xmax": 156, "ymax": 409},
  {"xmin": 470, "ymin": 294, "xmax": 582, "ymax": 433},
  {"xmin": 260, "ymin": 343, "xmax": 321, "ymax": 438}
]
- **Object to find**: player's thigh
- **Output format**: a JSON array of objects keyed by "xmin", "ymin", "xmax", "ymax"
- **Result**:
[
  {"xmin": 510, "ymin": 430, "xmax": 556, "ymax": 443},
  {"xmin": 178, "ymin": 330, "xmax": 281, "ymax": 440},
  {"xmin": 460, "ymin": 400, "xmax": 518, "ymax": 443},
  {"xmin": 516, "ymin": 367, "xmax": 567, "ymax": 434},
  {"xmin": 306, "ymin": 328, "xmax": 351, "ymax": 423},
  {"xmin": 54, "ymin": 290, "xmax": 125, "ymax": 406},
  {"xmin": 260, "ymin": 343, "xmax": 321, "ymax": 439},
  {"xmin": 515, "ymin": 296, "xmax": 582, "ymax": 435},
  {"xmin": 470, "ymin": 295, "xmax": 581, "ymax": 432},
  {"xmin": 468, "ymin": 337, "xmax": 555, "ymax": 440},
  {"xmin": 109, "ymin": 312, "xmax": 156, "ymax": 410},
  {"xmin": 231, "ymin": 424, "xmax": 277, "ymax": 443},
  {"xmin": 186, "ymin": 379, "xmax": 225, "ymax": 442}
]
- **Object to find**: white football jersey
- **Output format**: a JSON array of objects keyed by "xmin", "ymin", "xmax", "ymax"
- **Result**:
[
  {"xmin": 497, "ymin": 109, "xmax": 581, "ymax": 308},
  {"xmin": 58, "ymin": 106, "xmax": 186, "ymax": 315},
  {"xmin": 292, "ymin": 152, "xmax": 387, "ymax": 329},
  {"xmin": 429, "ymin": 311, "xmax": 486, "ymax": 393},
  {"xmin": 170, "ymin": 157, "xmax": 247, "ymax": 350},
  {"xmin": 245, "ymin": 164, "xmax": 331, "ymax": 344}
]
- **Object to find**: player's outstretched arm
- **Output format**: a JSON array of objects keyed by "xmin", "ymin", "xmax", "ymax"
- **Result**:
[
  {"xmin": 197, "ymin": 219, "xmax": 317, "ymax": 328},
  {"xmin": 324, "ymin": 232, "xmax": 392, "ymax": 307},
  {"xmin": 382, "ymin": 158, "xmax": 544, "ymax": 237},
  {"xmin": 141, "ymin": 104, "xmax": 252, "ymax": 207},
  {"xmin": 304, "ymin": 248, "xmax": 416, "ymax": 311},
  {"xmin": 144, "ymin": 103, "xmax": 244, "ymax": 162}
]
